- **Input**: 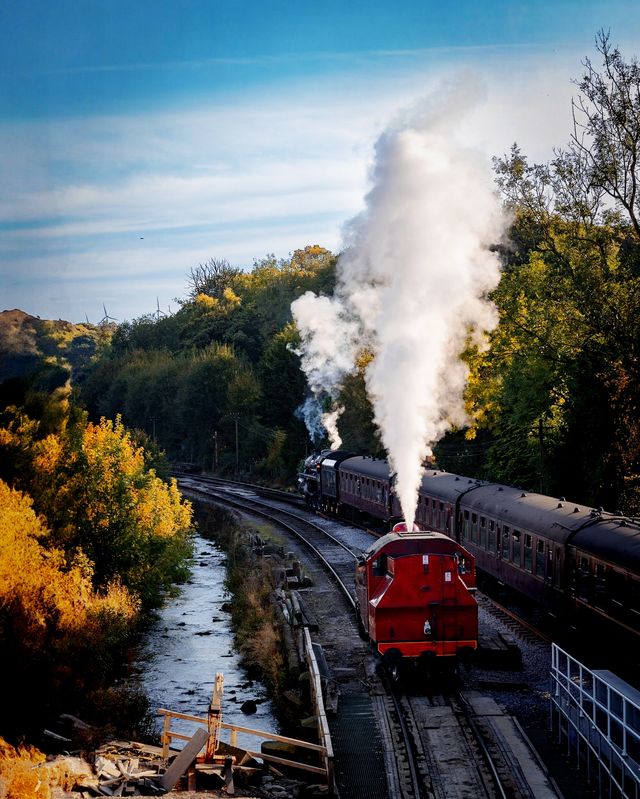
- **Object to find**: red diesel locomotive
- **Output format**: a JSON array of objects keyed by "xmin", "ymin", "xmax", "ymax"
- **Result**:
[{"xmin": 355, "ymin": 525, "xmax": 478, "ymax": 674}]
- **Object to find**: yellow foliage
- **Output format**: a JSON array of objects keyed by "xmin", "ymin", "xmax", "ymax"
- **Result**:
[
  {"xmin": 0, "ymin": 738, "xmax": 49, "ymax": 799},
  {"xmin": 32, "ymin": 434, "xmax": 63, "ymax": 476},
  {"xmin": 195, "ymin": 293, "xmax": 219, "ymax": 310},
  {"xmin": 222, "ymin": 286, "xmax": 241, "ymax": 308},
  {"xmin": 0, "ymin": 480, "xmax": 139, "ymax": 652},
  {"xmin": 133, "ymin": 476, "xmax": 192, "ymax": 539}
]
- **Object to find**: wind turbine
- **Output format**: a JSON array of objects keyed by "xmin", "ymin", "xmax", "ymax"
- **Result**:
[
  {"xmin": 153, "ymin": 297, "xmax": 167, "ymax": 322},
  {"xmin": 99, "ymin": 304, "xmax": 118, "ymax": 326}
]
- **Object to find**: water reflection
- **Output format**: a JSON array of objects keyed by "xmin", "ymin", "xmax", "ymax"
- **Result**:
[{"xmin": 135, "ymin": 534, "xmax": 279, "ymax": 750}]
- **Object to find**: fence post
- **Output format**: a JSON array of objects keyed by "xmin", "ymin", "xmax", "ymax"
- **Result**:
[{"xmin": 162, "ymin": 713, "xmax": 171, "ymax": 759}]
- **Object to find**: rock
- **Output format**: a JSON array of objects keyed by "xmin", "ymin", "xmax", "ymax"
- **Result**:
[
  {"xmin": 37, "ymin": 755, "xmax": 95, "ymax": 793},
  {"xmin": 240, "ymin": 700, "xmax": 257, "ymax": 714},
  {"xmin": 301, "ymin": 784, "xmax": 329, "ymax": 797}
]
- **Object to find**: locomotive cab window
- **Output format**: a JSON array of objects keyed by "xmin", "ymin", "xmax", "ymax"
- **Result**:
[{"xmin": 372, "ymin": 554, "xmax": 388, "ymax": 577}]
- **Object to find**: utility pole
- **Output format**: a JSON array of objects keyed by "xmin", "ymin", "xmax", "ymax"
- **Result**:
[
  {"xmin": 538, "ymin": 418, "xmax": 545, "ymax": 495},
  {"xmin": 233, "ymin": 415, "xmax": 240, "ymax": 475}
]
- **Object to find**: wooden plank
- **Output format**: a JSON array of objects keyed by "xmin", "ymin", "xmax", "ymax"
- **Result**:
[{"xmin": 158, "ymin": 727, "xmax": 209, "ymax": 791}]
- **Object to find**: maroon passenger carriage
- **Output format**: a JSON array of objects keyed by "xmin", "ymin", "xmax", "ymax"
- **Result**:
[{"xmin": 355, "ymin": 523, "xmax": 478, "ymax": 676}]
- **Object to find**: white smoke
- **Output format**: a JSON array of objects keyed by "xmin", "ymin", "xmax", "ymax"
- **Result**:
[
  {"xmin": 292, "ymin": 78, "xmax": 505, "ymax": 528},
  {"xmin": 295, "ymin": 395, "xmax": 344, "ymax": 449}
]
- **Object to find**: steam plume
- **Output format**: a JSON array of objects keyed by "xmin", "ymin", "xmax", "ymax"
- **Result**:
[{"xmin": 292, "ymin": 80, "xmax": 505, "ymax": 527}]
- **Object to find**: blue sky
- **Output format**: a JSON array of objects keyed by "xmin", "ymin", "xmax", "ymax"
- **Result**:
[{"xmin": 1, "ymin": 1, "xmax": 640, "ymax": 322}]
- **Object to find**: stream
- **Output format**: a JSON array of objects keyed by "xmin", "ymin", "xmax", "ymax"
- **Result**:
[{"xmin": 135, "ymin": 533, "xmax": 280, "ymax": 751}]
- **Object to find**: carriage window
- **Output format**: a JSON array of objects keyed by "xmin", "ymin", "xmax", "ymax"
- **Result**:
[
  {"xmin": 593, "ymin": 562, "xmax": 607, "ymax": 609},
  {"xmin": 512, "ymin": 530, "xmax": 521, "ymax": 565},
  {"xmin": 630, "ymin": 579, "xmax": 640, "ymax": 617},
  {"xmin": 501, "ymin": 526, "xmax": 510, "ymax": 559},
  {"xmin": 488, "ymin": 520, "xmax": 496, "ymax": 552},
  {"xmin": 479, "ymin": 517, "xmax": 487, "ymax": 549},
  {"xmin": 536, "ymin": 539, "xmax": 545, "ymax": 576},
  {"xmin": 524, "ymin": 533, "xmax": 532, "ymax": 572},
  {"xmin": 607, "ymin": 570, "xmax": 626, "ymax": 608},
  {"xmin": 577, "ymin": 557, "xmax": 592, "ymax": 602}
]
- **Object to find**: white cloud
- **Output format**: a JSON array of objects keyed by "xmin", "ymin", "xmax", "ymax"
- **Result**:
[{"xmin": 0, "ymin": 44, "xmax": 589, "ymax": 321}]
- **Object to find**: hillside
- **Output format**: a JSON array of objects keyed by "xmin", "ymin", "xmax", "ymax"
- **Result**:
[{"xmin": 0, "ymin": 308, "xmax": 107, "ymax": 388}]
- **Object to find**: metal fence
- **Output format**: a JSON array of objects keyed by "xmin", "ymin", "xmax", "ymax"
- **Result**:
[{"xmin": 550, "ymin": 644, "xmax": 640, "ymax": 798}]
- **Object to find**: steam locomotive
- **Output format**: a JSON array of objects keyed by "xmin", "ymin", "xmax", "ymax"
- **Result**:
[{"xmin": 299, "ymin": 450, "xmax": 640, "ymax": 655}]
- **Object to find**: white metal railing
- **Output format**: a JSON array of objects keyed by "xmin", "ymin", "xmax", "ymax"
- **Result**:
[{"xmin": 550, "ymin": 644, "xmax": 640, "ymax": 798}]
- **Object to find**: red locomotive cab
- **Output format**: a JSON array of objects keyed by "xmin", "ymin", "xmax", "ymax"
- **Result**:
[{"xmin": 356, "ymin": 532, "xmax": 478, "ymax": 669}]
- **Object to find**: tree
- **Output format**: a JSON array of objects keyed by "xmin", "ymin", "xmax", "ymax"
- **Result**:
[
  {"xmin": 466, "ymin": 35, "xmax": 640, "ymax": 511},
  {"xmin": 28, "ymin": 416, "xmax": 192, "ymax": 607},
  {"xmin": 187, "ymin": 258, "xmax": 241, "ymax": 300},
  {"xmin": 570, "ymin": 31, "xmax": 640, "ymax": 237}
]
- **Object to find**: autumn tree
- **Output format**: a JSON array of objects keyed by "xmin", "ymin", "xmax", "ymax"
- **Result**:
[
  {"xmin": 0, "ymin": 480, "xmax": 139, "ymax": 735},
  {"xmin": 25, "ymin": 416, "xmax": 192, "ymax": 607}
]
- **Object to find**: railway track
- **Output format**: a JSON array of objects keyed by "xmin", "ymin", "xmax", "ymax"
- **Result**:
[
  {"xmin": 178, "ymin": 473, "xmax": 561, "ymax": 798},
  {"xmin": 476, "ymin": 594, "xmax": 552, "ymax": 647},
  {"xmin": 178, "ymin": 474, "xmax": 360, "ymax": 605}
]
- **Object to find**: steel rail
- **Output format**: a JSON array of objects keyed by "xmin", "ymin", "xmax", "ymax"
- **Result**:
[{"xmin": 178, "ymin": 477, "xmax": 360, "ymax": 608}]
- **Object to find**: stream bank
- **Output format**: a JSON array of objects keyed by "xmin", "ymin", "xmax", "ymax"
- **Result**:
[{"xmin": 133, "ymin": 505, "xmax": 279, "ymax": 752}]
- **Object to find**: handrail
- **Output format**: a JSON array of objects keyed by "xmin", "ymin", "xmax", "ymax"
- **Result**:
[{"xmin": 157, "ymin": 708, "xmax": 327, "ymax": 753}]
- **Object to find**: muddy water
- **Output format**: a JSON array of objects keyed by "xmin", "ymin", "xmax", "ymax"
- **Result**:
[{"xmin": 135, "ymin": 534, "xmax": 279, "ymax": 751}]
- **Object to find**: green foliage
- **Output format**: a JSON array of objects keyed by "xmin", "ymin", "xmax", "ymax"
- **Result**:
[
  {"xmin": 336, "ymin": 352, "xmax": 384, "ymax": 455},
  {"xmin": 81, "ymin": 246, "xmax": 337, "ymax": 477}
]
